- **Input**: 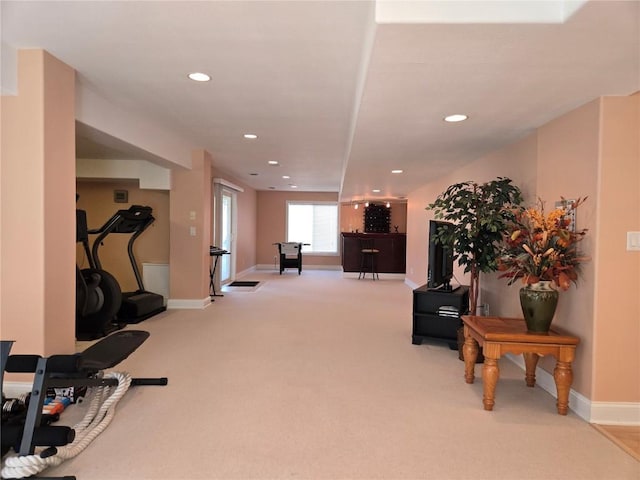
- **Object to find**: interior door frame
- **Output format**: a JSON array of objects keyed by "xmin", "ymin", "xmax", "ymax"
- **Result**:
[{"xmin": 212, "ymin": 178, "xmax": 243, "ymax": 289}]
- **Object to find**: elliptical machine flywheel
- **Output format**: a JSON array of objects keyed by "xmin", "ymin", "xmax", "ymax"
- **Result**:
[{"xmin": 76, "ymin": 206, "xmax": 123, "ymax": 340}]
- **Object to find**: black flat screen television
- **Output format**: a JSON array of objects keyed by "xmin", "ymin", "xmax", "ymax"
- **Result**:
[{"xmin": 427, "ymin": 220, "xmax": 455, "ymax": 291}]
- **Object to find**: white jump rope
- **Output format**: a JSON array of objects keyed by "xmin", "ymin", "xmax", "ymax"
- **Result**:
[{"xmin": 1, "ymin": 371, "xmax": 132, "ymax": 479}]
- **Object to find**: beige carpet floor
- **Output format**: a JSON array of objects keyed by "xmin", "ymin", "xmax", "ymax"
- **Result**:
[{"xmin": 41, "ymin": 270, "xmax": 638, "ymax": 479}]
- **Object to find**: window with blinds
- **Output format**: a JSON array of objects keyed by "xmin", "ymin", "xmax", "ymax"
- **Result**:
[{"xmin": 286, "ymin": 201, "xmax": 339, "ymax": 254}]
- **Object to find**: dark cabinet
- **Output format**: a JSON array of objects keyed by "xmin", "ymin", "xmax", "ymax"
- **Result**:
[
  {"xmin": 341, "ymin": 233, "xmax": 406, "ymax": 274},
  {"xmin": 412, "ymin": 285, "xmax": 469, "ymax": 349}
]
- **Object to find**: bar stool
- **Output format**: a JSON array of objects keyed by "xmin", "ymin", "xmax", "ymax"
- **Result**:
[{"xmin": 358, "ymin": 238, "xmax": 379, "ymax": 280}]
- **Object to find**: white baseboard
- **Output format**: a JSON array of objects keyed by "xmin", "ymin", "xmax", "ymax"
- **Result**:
[
  {"xmin": 505, "ymin": 354, "xmax": 640, "ymax": 425},
  {"xmin": 590, "ymin": 402, "xmax": 640, "ymax": 426},
  {"xmin": 234, "ymin": 266, "xmax": 257, "ymax": 279},
  {"xmin": 405, "ymin": 278, "xmax": 420, "ymax": 290},
  {"xmin": 342, "ymin": 272, "xmax": 406, "ymax": 281},
  {"xmin": 166, "ymin": 296, "xmax": 211, "ymax": 309},
  {"xmin": 255, "ymin": 263, "xmax": 279, "ymax": 271},
  {"xmin": 255, "ymin": 264, "xmax": 342, "ymax": 272},
  {"xmin": 308, "ymin": 265, "xmax": 343, "ymax": 271}
]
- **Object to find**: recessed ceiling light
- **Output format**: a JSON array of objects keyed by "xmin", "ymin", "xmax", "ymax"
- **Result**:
[
  {"xmin": 391, "ymin": 169, "xmax": 403, "ymax": 174},
  {"xmin": 282, "ymin": 175, "xmax": 290, "ymax": 179},
  {"xmin": 268, "ymin": 161, "xmax": 279, "ymax": 165},
  {"xmin": 188, "ymin": 72, "xmax": 211, "ymax": 82},
  {"xmin": 372, "ymin": 189, "xmax": 381, "ymax": 193},
  {"xmin": 290, "ymin": 185, "xmax": 298, "ymax": 188},
  {"xmin": 244, "ymin": 133, "xmax": 258, "ymax": 139},
  {"xmin": 444, "ymin": 114, "xmax": 468, "ymax": 123}
]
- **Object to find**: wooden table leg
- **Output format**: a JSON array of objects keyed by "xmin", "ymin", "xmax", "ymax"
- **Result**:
[
  {"xmin": 554, "ymin": 360, "xmax": 573, "ymax": 415},
  {"xmin": 482, "ymin": 356, "xmax": 499, "ymax": 411},
  {"xmin": 523, "ymin": 352, "xmax": 540, "ymax": 387},
  {"xmin": 463, "ymin": 327, "xmax": 478, "ymax": 384}
]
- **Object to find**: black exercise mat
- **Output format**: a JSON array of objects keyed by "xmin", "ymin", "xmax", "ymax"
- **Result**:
[{"xmin": 228, "ymin": 281, "xmax": 260, "ymax": 287}]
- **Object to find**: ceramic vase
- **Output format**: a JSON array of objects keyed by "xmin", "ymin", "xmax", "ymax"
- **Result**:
[{"xmin": 519, "ymin": 281, "xmax": 559, "ymax": 333}]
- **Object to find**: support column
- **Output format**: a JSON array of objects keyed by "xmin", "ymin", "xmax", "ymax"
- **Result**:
[
  {"xmin": 168, "ymin": 150, "xmax": 212, "ymax": 307},
  {"xmin": 0, "ymin": 50, "xmax": 76, "ymax": 356}
]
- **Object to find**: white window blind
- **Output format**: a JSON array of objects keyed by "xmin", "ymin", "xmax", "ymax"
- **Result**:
[{"xmin": 286, "ymin": 202, "xmax": 338, "ymax": 254}]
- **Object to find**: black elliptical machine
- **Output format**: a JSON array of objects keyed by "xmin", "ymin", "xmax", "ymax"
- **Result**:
[
  {"xmin": 90, "ymin": 205, "xmax": 166, "ymax": 323},
  {"xmin": 76, "ymin": 205, "xmax": 123, "ymax": 340}
]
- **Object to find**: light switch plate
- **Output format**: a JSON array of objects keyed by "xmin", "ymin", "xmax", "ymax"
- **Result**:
[{"xmin": 627, "ymin": 231, "xmax": 640, "ymax": 251}]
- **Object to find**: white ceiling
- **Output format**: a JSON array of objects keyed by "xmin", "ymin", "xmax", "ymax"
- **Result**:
[{"xmin": 2, "ymin": 1, "xmax": 638, "ymax": 201}]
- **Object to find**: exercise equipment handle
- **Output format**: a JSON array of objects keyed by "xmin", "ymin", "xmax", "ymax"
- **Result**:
[
  {"xmin": 2, "ymin": 425, "xmax": 75, "ymax": 448},
  {"xmin": 131, "ymin": 377, "xmax": 168, "ymax": 386}
]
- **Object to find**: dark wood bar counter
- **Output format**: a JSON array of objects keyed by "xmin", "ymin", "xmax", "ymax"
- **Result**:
[{"xmin": 341, "ymin": 232, "xmax": 406, "ymax": 274}]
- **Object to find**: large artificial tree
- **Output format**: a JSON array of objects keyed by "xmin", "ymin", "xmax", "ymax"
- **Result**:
[{"xmin": 427, "ymin": 177, "xmax": 523, "ymax": 314}]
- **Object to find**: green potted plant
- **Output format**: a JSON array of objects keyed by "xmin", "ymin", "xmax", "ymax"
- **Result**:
[
  {"xmin": 427, "ymin": 177, "xmax": 523, "ymax": 315},
  {"xmin": 497, "ymin": 197, "xmax": 589, "ymax": 332}
]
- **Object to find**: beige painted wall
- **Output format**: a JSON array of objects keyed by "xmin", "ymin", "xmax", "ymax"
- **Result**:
[
  {"xmin": 406, "ymin": 94, "xmax": 640, "ymax": 403},
  {"xmin": 592, "ymin": 94, "xmax": 639, "ymax": 402},
  {"xmin": 340, "ymin": 201, "xmax": 407, "ymax": 233},
  {"xmin": 535, "ymin": 99, "xmax": 600, "ymax": 397},
  {"xmin": 1, "ymin": 50, "xmax": 76, "ymax": 360},
  {"xmin": 169, "ymin": 150, "xmax": 212, "ymax": 300},
  {"xmin": 256, "ymin": 191, "xmax": 341, "ymax": 267},
  {"xmin": 76, "ymin": 180, "xmax": 170, "ymax": 292}
]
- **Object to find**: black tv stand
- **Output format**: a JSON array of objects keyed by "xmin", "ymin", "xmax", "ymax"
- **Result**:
[{"xmin": 412, "ymin": 285, "xmax": 469, "ymax": 349}]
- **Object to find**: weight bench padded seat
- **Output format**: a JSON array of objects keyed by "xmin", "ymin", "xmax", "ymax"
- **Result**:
[
  {"xmin": 4, "ymin": 331, "xmax": 150, "ymax": 375},
  {"xmin": 80, "ymin": 330, "xmax": 149, "ymax": 371}
]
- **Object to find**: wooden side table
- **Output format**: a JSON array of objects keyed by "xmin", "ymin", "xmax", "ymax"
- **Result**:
[{"xmin": 461, "ymin": 315, "xmax": 579, "ymax": 415}]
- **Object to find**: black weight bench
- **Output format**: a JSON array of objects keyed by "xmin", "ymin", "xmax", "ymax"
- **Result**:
[{"xmin": 1, "ymin": 330, "xmax": 167, "ymax": 480}]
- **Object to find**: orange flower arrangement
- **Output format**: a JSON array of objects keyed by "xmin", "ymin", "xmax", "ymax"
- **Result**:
[{"xmin": 498, "ymin": 197, "xmax": 589, "ymax": 290}]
